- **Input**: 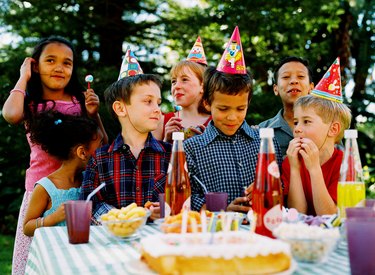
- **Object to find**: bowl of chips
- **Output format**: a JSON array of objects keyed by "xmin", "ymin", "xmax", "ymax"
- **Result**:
[{"xmin": 100, "ymin": 203, "xmax": 150, "ymax": 239}]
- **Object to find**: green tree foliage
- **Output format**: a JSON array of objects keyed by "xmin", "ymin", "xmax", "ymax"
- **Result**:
[{"xmin": 0, "ymin": 0, "xmax": 374, "ymax": 233}]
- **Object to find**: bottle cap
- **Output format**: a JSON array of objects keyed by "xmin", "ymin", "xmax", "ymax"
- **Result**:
[
  {"xmin": 172, "ymin": 132, "xmax": 185, "ymax": 141},
  {"xmin": 344, "ymin": 129, "xmax": 357, "ymax": 139},
  {"xmin": 259, "ymin": 128, "xmax": 274, "ymax": 138}
]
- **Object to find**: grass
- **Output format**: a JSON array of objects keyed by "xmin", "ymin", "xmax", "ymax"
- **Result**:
[{"xmin": 0, "ymin": 234, "xmax": 14, "ymax": 275}]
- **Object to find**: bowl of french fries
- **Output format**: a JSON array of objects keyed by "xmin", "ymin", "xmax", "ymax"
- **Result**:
[{"xmin": 100, "ymin": 203, "xmax": 151, "ymax": 239}]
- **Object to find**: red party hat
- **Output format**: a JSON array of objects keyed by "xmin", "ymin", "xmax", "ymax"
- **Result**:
[
  {"xmin": 118, "ymin": 46, "xmax": 143, "ymax": 80},
  {"xmin": 311, "ymin": 57, "xmax": 343, "ymax": 103},
  {"xmin": 186, "ymin": 36, "xmax": 207, "ymax": 65},
  {"xmin": 216, "ymin": 26, "xmax": 246, "ymax": 74}
]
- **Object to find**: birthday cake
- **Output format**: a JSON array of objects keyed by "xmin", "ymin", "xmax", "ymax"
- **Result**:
[{"xmin": 140, "ymin": 231, "xmax": 291, "ymax": 274}]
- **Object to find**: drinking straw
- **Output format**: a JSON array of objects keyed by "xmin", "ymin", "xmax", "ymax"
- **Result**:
[
  {"xmin": 86, "ymin": 182, "xmax": 105, "ymax": 203},
  {"xmin": 191, "ymin": 174, "xmax": 208, "ymax": 194}
]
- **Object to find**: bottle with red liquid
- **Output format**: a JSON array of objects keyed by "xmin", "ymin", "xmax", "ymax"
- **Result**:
[
  {"xmin": 165, "ymin": 132, "xmax": 191, "ymax": 216},
  {"xmin": 252, "ymin": 128, "xmax": 283, "ymax": 238}
]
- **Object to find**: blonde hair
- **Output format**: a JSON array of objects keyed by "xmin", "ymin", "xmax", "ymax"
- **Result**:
[{"xmin": 294, "ymin": 95, "xmax": 352, "ymax": 142}]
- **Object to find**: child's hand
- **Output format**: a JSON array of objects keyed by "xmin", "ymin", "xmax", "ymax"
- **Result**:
[
  {"xmin": 286, "ymin": 137, "xmax": 302, "ymax": 169},
  {"xmin": 84, "ymin": 89, "xmax": 100, "ymax": 116},
  {"xmin": 20, "ymin": 57, "xmax": 35, "ymax": 82},
  {"xmin": 244, "ymin": 183, "xmax": 254, "ymax": 201},
  {"xmin": 148, "ymin": 202, "xmax": 160, "ymax": 221},
  {"xmin": 226, "ymin": 196, "xmax": 251, "ymax": 213},
  {"xmin": 164, "ymin": 117, "xmax": 182, "ymax": 142},
  {"xmin": 190, "ymin": 124, "xmax": 206, "ymax": 135},
  {"xmin": 298, "ymin": 138, "xmax": 320, "ymax": 170}
]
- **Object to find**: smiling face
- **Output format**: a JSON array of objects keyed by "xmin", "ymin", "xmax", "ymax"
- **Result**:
[
  {"xmin": 274, "ymin": 61, "xmax": 313, "ymax": 107},
  {"xmin": 293, "ymin": 106, "xmax": 332, "ymax": 148},
  {"xmin": 205, "ymin": 91, "xmax": 248, "ymax": 136},
  {"xmin": 124, "ymin": 82, "xmax": 162, "ymax": 133},
  {"xmin": 171, "ymin": 67, "xmax": 203, "ymax": 108},
  {"xmin": 35, "ymin": 42, "xmax": 73, "ymax": 94}
]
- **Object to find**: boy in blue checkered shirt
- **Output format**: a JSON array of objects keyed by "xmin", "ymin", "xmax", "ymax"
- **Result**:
[{"xmin": 184, "ymin": 66, "xmax": 283, "ymax": 212}]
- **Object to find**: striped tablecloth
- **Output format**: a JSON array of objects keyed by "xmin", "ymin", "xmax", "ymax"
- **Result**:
[{"xmin": 25, "ymin": 224, "xmax": 351, "ymax": 275}]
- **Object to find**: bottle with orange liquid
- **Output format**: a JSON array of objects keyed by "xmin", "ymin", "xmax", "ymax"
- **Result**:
[
  {"xmin": 337, "ymin": 129, "xmax": 365, "ymax": 218},
  {"xmin": 165, "ymin": 132, "xmax": 191, "ymax": 216},
  {"xmin": 252, "ymin": 128, "xmax": 283, "ymax": 238}
]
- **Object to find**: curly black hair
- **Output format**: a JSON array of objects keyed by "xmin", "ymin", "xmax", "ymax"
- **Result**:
[{"xmin": 29, "ymin": 110, "xmax": 99, "ymax": 161}]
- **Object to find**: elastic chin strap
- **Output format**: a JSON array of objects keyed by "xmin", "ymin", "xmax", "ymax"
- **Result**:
[
  {"xmin": 124, "ymin": 104, "xmax": 143, "ymax": 135},
  {"xmin": 318, "ymin": 121, "xmax": 333, "ymax": 150}
]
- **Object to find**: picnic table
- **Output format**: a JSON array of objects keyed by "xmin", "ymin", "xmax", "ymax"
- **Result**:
[{"xmin": 25, "ymin": 223, "xmax": 351, "ymax": 274}]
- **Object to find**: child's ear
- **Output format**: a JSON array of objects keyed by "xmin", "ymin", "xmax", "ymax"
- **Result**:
[
  {"xmin": 308, "ymin": 82, "xmax": 314, "ymax": 94},
  {"xmin": 76, "ymin": 145, "xmax": 87, "ymax": 161},
  {"xmin": 203, "ymin": 100, "xmax": 211, "ymax": 112},
  {"xmin": 112, "ymin": 100, "xmax": 127, "ymax": 117},
  {"xmin": 32, "ymin": 63, "xmax": 39, "ymax": 73},
  {"xmin": 273, "ymin": 84, "xmax": 279, "ymax": 96},
  {"xmin": 329, "ymin": 121, "xmax": 341, "ymax": 137}
]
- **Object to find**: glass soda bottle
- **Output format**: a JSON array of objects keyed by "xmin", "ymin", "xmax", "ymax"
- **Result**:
[
  {"xmin": 165, "ymin": 132, "xmax": 191, "ymax": 216},
  {"xmin": 337, "ymin": 129, "xmax": 365, "ymax": 218},
  {"xmin": 252, "ymin": 128, "xmax": 283, "ymax": 238}
]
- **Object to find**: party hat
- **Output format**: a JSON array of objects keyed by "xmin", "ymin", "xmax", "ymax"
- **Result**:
[
  {"xmin": 311, "ymin": 57, "xmax": 343, "ymax": 103},
  {"xmin": 186, "ymin": 36, "xmax": 207, "ymax": 65},
  {"xmin": 216, "ymin": 26, "xmax": 246, "ymax": 74},
  {"xmin": 118, "ymin": 46, "xmax": 143, "ymax": 80}
]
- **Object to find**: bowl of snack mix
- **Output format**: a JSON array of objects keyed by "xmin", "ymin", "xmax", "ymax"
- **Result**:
[{"xmin": 273, "ymin": 222, "xmax": 340, "ymax": 263}]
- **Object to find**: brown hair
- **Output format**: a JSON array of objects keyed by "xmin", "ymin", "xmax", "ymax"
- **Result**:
[
  {"xmin": 170, "ymin": 60, "xmax": 209, "ymax": 114},
  {"xmin": 203, "ymin": 66, "xmax": 253, "ymax": 105},
  {"xmin": 104, "ymin": 74, "xmax": 162, "ymax": 119}
]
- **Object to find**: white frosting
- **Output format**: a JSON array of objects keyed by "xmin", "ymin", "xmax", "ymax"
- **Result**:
[{"xmin": 141, "ymin": 231, "xmax": 290, "ymax": 259}]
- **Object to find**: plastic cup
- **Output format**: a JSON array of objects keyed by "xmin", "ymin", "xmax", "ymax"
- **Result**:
[
  {"xmin": 365, "ymin": 199, "xmax": 375, "ymax": 208},
  {"xmin": 205, "ymin": 192, "xmax": 228, "ymax": 212},
  {"xmin": 64, "ymin": 200, "xmax": 92, "ymax": 244},
  {"xmin": 346, "ymin": 217, "xmax": 375, "ymax": 274},
  {"xmin": 346, "ymin": 207, "xmax": 375, "ymax": 218},
  {"xmin": 159, "ymin": 193, "xmax": 165, "ymax": 218}
]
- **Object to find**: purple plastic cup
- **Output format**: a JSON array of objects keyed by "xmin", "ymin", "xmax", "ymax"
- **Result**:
[
  {"xmin": 64, "ymin": 200, "xmax": 92, "ymax": 244},
  {"xmin": 346, "ymin": 217, "xmax": 375, "ymax": 275},
  {"xmin": 346, "ymin": 207, "xmax": 375, "ymax": 218},
  {"xmin": 205, "ymin": 192, "xmax": 228, "ymax": 212},
  {"xmin": 365, "ymin": 199, "xmax": 375, "ymax": 208},
  {"xmin": 159, "ymin": 193, "xmax": 165, "ymax": 218}
]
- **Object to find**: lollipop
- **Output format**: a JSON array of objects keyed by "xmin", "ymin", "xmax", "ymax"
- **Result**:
[
  {"xmin": 85, "ymin": 75, "xmax": 94, "ymax": 89},
  {"xmin": 174, "ymin": 105, "xmax": 182, "ymax": 118}
]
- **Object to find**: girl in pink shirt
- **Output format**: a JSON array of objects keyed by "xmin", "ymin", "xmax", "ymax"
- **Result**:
[{"xmin": 2, "ymin": 36, "xmax": 107, "ymax": 275}]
